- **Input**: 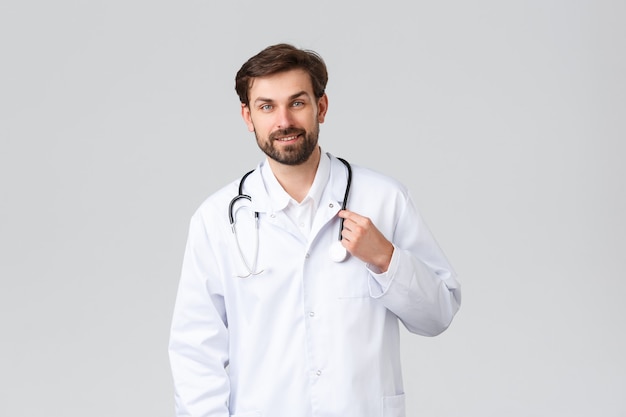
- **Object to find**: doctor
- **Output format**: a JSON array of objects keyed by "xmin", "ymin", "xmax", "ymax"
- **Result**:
[{"xmin": 169, "ymin": 43, "xmax": 461, "ymax": 417}]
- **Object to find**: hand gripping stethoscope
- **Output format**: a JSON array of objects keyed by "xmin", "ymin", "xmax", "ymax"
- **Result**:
[{"xmin": 228, "ymin": 157, "xmax": 352, "ymax": 278}]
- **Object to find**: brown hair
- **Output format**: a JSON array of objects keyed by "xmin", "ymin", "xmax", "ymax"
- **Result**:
[{"xmin": 235, "ymin": 43, "xmax": 328, "ymax": 107}]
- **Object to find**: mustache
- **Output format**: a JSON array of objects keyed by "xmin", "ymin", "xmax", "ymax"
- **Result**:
[{"xmin": 269, "ymin": 128, "xmax": 306, "ymax": 140}]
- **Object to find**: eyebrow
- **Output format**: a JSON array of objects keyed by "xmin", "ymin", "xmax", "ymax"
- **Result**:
[{"xmin": 253, "ymin": 91, "xmax": 309, "ymax": 105}]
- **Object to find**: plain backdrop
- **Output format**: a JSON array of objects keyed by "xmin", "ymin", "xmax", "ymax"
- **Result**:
[{"xmin": 1, "ymin": 1, "xmax": 625, "ymax": 416}]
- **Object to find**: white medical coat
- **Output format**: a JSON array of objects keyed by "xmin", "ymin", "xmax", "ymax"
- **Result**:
[{"xmin": 169, "ymin": 153, "xmax": 461, "ymax": 417}]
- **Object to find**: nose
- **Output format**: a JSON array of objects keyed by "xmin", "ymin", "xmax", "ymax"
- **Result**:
[{"xmin": 275, "ymin": 106, "xmax": 294, "ymax": 129}]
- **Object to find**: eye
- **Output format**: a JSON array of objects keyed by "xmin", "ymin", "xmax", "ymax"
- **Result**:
[
  {"xmin": 292, "ymin": 101, "xmax": 304, "ymax": 108},
  {"xmin": 260, "ymin": 104, "xmax": 273, "ymax": 112}
]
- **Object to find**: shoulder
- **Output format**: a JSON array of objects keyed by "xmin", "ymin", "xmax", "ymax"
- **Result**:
[
  {"xmin": 330, "ymin": 155, "xmax": 413, "ymax": 220},
  {"xmin": 353, "ymin": 164, "xmax": 405, "ymax": 188},
  {"xmin": 349, "ymin": 162, "xmax": 409, "ymax": 199},
  {"xmin": 329, "ymin": 153, "xmax": 407, "ymax": 194},
  {"xmin": 190, "ymin": 176, "xmax": 245, "ymax": 223}
]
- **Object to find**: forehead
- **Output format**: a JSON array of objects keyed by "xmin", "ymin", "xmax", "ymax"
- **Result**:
[{"xmin": 248, "ymin": 69, "xmax": 314, "ymax": 102}]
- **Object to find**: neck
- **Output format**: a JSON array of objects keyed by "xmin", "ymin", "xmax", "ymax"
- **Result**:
[{"xmin": 268, "ymin": 147, "xmax": 321, "ymax": 203}]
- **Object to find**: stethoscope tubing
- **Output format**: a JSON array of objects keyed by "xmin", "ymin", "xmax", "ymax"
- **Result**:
[
  {"xmin": 335, "ymin": 157, "xmax": 352, "ymax": 242},
  {"xmin": 229, "ymin": 157, "xmax": 352, "ymax": 276}
]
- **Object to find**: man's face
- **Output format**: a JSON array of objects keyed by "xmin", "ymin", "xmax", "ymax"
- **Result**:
[{"xmin": 241, "ymin": 69, "xmax": 328, "ymax": 166}]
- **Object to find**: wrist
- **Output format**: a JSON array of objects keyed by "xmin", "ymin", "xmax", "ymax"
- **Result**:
[{"xmin": 373, "ymin": 243, "xmax": 394, "ymax": 273}]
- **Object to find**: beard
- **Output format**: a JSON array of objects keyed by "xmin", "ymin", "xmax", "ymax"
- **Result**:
[{"xmin": 255, "ymin": 124, "xmax": 319, "ymax": 166}]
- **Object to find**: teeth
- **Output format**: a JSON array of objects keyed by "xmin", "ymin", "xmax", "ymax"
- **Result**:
[{"xmin": 277, "ymin": 135, "xmax": 298, "ymax": 141}]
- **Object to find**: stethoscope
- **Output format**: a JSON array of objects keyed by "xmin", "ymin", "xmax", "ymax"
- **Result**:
[{"xmin": 228, "ymin": 157, "xmax": 352, "ymax": 278}]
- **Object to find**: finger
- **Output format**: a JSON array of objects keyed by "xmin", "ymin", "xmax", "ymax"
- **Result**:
[
  {"xmin": 337, "ymin": 209, "xmax": 350, "ymax": 219},
  {"xmin": 338, "ymin": 209, "xmax": 364, "ymax": 224}
]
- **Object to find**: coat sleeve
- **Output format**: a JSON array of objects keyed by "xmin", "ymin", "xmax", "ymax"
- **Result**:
[
  {"xmin": 169, "ymin": 211, "xmax": 231, "ymax": 417},
  {"xmin": 366, "ymin": 192, "xmax": 461, "ymax": 336}
]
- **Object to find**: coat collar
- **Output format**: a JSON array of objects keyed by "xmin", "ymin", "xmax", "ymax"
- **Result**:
[{"xmin": 243, "ymin": 152, "xmax": 350, "ymax": 214}]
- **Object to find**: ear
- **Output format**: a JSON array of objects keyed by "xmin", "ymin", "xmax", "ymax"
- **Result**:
[
  {"xmin": 241, "ymin": 103, "xmax": 255, "ymax": 132},
  {"xmin": 317, "ymin": 94, "xmax": 329, "ymax": 123}
]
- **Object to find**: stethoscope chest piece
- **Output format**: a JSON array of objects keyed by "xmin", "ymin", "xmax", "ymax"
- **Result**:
[{"xmin": 329, "ymin": 240, "xmax": 348, "ymax": 263}]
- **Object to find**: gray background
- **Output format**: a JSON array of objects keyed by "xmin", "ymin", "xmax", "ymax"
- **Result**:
[{"xmin": 1, "ymin": 1, "xmax": 625, "ymax": 416}]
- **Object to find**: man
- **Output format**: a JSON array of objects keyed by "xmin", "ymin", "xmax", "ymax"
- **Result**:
[{"xmin": 169, "ymin": 43, "xmax": 461, "ymax": 417}]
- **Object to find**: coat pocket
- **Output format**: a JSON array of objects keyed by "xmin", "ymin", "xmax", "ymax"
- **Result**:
[
  {"xmin": 382, "ymin": 393, "xmax": 405, "ymax": 417},
  {"xmin": 335, "ymin": 260, "xmax": 371, "ymax": 299}
]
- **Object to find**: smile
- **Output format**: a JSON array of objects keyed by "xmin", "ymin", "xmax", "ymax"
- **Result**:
[{"xmin": 275, "ymin": 134, "xmax": 300, "ymax": 142}]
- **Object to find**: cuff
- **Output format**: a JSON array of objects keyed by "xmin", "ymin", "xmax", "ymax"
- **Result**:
[{"xmin": 366, "ymin": 244, "xmax": 399, "ymax": 298}]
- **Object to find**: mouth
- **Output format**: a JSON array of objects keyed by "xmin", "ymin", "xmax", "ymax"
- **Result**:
[
  {"xmin": 274, "ymin": 134, "xmax": 301, "ymax": 142},
  {"xmin": 270, "ymin": 129, "xmax": 305, "ymax": 143}
]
